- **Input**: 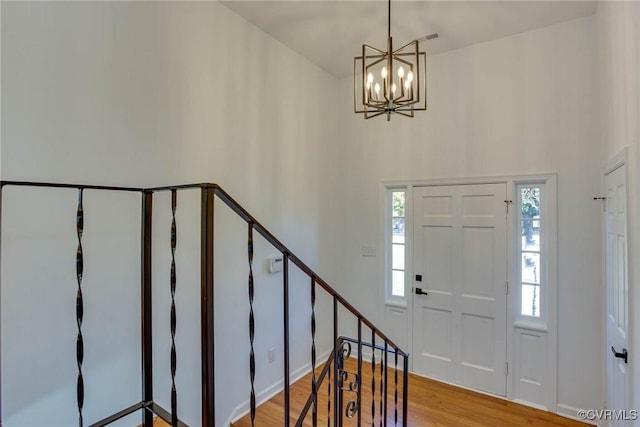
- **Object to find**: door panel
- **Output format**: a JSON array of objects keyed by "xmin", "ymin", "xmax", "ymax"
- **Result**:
[
  {"xmin": 423, "ymin": 226, "xmax": 453, "ymax": 293},
  {"xmin": 421, "ymin": 307, "xmax": 453, "ymax": 361},
  {"xmin": 462, "ymin": 226, "xmax": 495, "ymax": 298},
  {"xmin": 412, "ymin": 183, "xmax": 507, "ymax": 396},
  {"xmin": 605, "ymin": 164, "xmax": 630, "ymax": 421},
  {"xmin": 461, "ymin": 313, "xmax": 495, "ymax": 370}
]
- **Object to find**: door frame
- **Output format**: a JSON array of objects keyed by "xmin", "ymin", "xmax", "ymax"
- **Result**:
[
  {"xmin": 602, "ymin": 147, "xmax": 632, "ymax": 414},
  {"xmin": 380, "ymin": 173, "xmax": 558, "ymax": 408}
]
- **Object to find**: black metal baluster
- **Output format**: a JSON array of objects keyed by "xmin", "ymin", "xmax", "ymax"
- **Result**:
[
  {"xmin": 284, "ymin": 253, "xmax": 291, "ymax": 427},
  {"xmin": 383, "ymin": 343, "xmax": 388, "ymax": 427},
  {"xmin": 327, "ymin": 357, "xmax": 331, "ymax": 427},
  {"xmin": 379, "ymin": 348, "xmax": 383, "ymax": 427},
  {"xmin": 248, "ymin": 223, "xmax": 256, "ymax": 427},
  {"xmin": 170, "ymin": 190, "xmax": 178, "ymax": 426},
  {"xmin": 332, "ymin": 296, "xmax": 338, "ymax": 427},
  {"xmin": 371, "ymin": 331, "xmax": 376, "ymax": 427},
  {"xmin": 200, "ymin": 186, "xmax": 215, "ymax": 426},
  {"xmin": 394, "ymin": 350, "xmax": 398, "ymax": 426},
  {"xmin": 141, "ymin": 191, "xmax": 154, "ymax": 427},
  {"xmin": 357, "ymin": 319, "xmax": 362, "ymax": 427},
  {"xmin": 0, "ymin": 185, "xmax": 3, "ymax": 426},
  {"xmin": 311, "ymin": 275, "xmax": 318, "ymax": 427},
  {"xmin": 402, "ymin": 355, "xmax": 408, "ymax": 427},
  {"xmin": 338, "ymin": 343, "xmax": 344, "ymax": 425},
  {"xmin": 75, "ymin": 188, "xmax": 84, "ymax": 427}
]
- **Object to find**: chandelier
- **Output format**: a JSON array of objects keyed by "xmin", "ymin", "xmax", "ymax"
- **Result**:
[{"xmin": 354, "ymin": 0, "xmax": 430, "ymax": 120}]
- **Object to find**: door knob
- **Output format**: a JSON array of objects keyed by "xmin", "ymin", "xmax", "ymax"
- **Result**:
[
  {"xmin": 415, "ymin": 287, "xmax": 428, "ymax": 296},
  {"xmin": 611, "ymin": 346, "xmax": 628, "ymax": 364}
]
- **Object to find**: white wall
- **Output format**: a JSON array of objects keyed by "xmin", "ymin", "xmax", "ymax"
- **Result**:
[
  {"xmin": 2, "ymin": 0, "xmax": 629, "ymax": 423},
  {"xmin": 596, "ymin": 1, "xmax": 640, "ymax": 418},
  {"xmin": 1, "ymin": 2, "xmax": 340, "ymax": 425},
  {"xmin": 332, "ymin": 16, "xmax": 603, "ymax": 414}
]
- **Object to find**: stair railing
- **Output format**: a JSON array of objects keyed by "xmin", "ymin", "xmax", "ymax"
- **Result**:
[
  {"xmin": 295, "ymin": 336, "xmax": 408, "ymax": 427},
  {"xmin": 0, "ymin": 181, "xmax": 409, "ymax": 427}
]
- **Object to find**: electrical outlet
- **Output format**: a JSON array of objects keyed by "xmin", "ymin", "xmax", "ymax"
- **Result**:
[
  {"xmin": 268, "ymin": 348, "xmax": 276, "ymax": 363},
  {"xmin": 362, "ymin": 245, "xmax": 377, "ymax": 257}
]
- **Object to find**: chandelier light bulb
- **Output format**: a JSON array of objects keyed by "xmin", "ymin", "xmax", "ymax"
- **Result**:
[
  {"xmin": 404, "ymin": 80, "xmax": 410, "ymax": 90},
  {"xmin": 381, "ymin": 66, "xmax": 388, "ymax": 78},
  {"xmin": 391, "ymin": 83, "xmax": 397, "ymax": 95},
  {"xmin": 407, "ymin": 71, "xmax": 414, "ymax": 83},
  {"xmin": 374, "ymin": 83, "xmax": 381, "ymax": 95},
  {"xmin": 367, "ymin": 73, "xmax": 374, "ymax": 84},
  {"xmin": 398, "ymin": 66, "xmax": 404, "ymax": 78}
]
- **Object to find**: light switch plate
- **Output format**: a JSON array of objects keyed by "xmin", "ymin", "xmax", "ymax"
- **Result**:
[{"xmin": 362, "ymin": 245, "xmax": 377, "ymax": 257}]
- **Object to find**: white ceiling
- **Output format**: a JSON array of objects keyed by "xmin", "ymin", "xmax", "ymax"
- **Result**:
[{"xmin": 221, "ymin": 1, "xmax": 597, "ymax": 78}]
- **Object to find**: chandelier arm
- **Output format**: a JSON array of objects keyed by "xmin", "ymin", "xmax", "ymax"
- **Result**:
[
  {"xmin": 363, "ymin": 44, "xmax": 388, "ymax": 55},
  {"xmin": 397, "ymin": 105, "xmax": 426, "ymax": 111},
  {"xmin": 366, "ymin": 56, "xmax": 388, "ymax": 69},
  {"xmin": 392, "ymin": 56, "xmax": 414, "ymax": 69},
  {"xmin": 393, "ymin": 40, "xmax": 421, "ymax": 54},
  {"xmin": 396, "ymin": 98, "xmax": 421, "ymax": 107},
  {"xmin": 393, "ymin": 110, "xmax": 415, "ymax": 118},
  {"xmin": 364, "ymin": 110, "xmax": 387, "ymax": 120}
]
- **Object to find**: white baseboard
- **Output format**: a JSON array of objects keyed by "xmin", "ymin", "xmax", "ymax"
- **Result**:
[
  {"xmin": 225, "ymin": 349, "xmax": 332, "ymax": 426},
  {"xmin": 512, "ymin": 398, "xmax": 548, "ymax": 412},
  {"xmin": 556, "ymin": 403, "xmax": 600, "ymax": 426}
]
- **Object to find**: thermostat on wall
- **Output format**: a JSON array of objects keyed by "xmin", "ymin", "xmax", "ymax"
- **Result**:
[{"xmin": 268, "ymin": 256, "xmax": 284, "ymax": 273}]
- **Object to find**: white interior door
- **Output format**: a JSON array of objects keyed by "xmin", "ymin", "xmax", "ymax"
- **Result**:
[
  {"xmin": 412, "ymin": 183, "xmax": 507, "ymax": 396},
  {"xmin": 604, "ymin": 164, "xmax": 630, "ymax": 419}
]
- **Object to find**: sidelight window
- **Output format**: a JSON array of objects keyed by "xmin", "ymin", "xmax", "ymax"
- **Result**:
[
  {"xmin": 389, "ymin": 190, "xmax": 406, "ymax": 299},
  {"xmin": 518, "ymin": 185, "xmax": 544, "ymax": 320}
]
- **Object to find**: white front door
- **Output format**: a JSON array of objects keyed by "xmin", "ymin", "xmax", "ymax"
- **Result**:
[
  {"xmin": 412, "ymin": 183, "xmax": 507, "ymax": 396},
  {"xmin": 604, "ymin": 163, "xmax": 630, "ymax": 420}
]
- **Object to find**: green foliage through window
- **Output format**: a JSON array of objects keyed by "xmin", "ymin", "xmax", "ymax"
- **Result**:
[
  {"xmin": 392, "ymin": 192, "xmax": 405, "ymax": 217},
  {"xmin": 521, "ymin": 188, "xmax": 540, "ymax": 219}
]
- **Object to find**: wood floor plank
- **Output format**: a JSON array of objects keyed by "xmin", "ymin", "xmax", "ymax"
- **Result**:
[
  {"xmin": 149, "ymin": 356, "xmax": 591, "ymax": 426},
  {"xmin": 232, "ymin": 357, "xmax": 592, "ymax": 427}
]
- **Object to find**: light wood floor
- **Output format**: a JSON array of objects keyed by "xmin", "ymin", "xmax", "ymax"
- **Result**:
[
  {"xmin": 148, "ymin": 357, "xmax": 591, "ymax": 426},
  {"xmin": 230, "ymin": 357, "xmax": 592, "ymax": 427}
]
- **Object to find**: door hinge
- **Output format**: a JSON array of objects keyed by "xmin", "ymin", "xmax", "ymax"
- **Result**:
[
  {"xmin": 504, "ymin": 200, "xmax": 513, "ymax": 214},
  {"xmin": 504, "ymin": 362, "xmax": 509, "ymax": 376},
  {"xmin": 594, "ymin": 196, "xmax": 606, "ymax": 212}
]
